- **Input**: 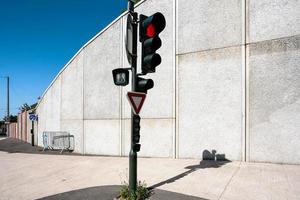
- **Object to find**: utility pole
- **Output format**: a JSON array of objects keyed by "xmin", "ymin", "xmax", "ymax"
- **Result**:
[
  {"xmin": 7, "ymin": 76, "xmax": 9, "ymax": 121},
  {"xmin": 6, "ymin": 76, "xmax": 9, "ymax": 136}
]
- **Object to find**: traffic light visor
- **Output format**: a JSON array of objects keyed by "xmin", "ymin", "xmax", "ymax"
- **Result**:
[
  {"xmin": 143, "ymin": 37, "xmax": 161, "ymax": 54},
  {"xmin": 143, "ymin": 53, "xmax": 161, "ymax": 69},
  {"xmin": 136, "ymin": 77, "xmax": 154, "ymax": 93}
]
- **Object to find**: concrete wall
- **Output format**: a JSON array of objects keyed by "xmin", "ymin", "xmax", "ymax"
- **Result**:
[
  {"xmin": 8, "ymin": 110, "xmax": 39, "ymax": 145},
  {"xmin": 26, "ymin": 112, "xmax": 31, "ymax": 143},
  {"xmin": 84, "ymin": 20, "xmax": 122, "ymax": 156},
  {"xmin": 8, "ymin": 123, "xmax": 17, "ymax": 138},
  {"xmin": 36, "ymin": 0, "xmax": 300, "ymax": 164},
  {"xmin": 61, "ymin": 51, "xmax": 84, "ymax": 153},
  {"xmin": 16, "ymin": 111, "xmax": 28, "ymax": 141},
  {"xmin": 177, "ymin": 0, "xmax": 244, "ymax": 161},
  {"xmin": 246, "ymin": 0, "xmax": 300, "ymax": 164}
]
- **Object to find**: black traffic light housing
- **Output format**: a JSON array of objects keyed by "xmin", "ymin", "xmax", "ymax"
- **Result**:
[
  {"xmin": 136, "ymin": 76, "xmax": 154, "ymax": 94},
  {"xmin": 132, "ymin": 114, "xmax": 141, "ymax": 152},
  {"xmin": 139, "ymin": 12, "xmax": 166, "ymax": 74}
]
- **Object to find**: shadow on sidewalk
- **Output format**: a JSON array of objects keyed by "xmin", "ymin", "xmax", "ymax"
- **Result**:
[
  {"xmin": 36, "ymin": 185, "xmax": 208, "ymax": 200},
  {"xmin": 149, "ymin": 150, "xmax": 230, "ymax": 190},
  {"xmin": 0, "ymin": 137, "xmax": 77, "ymax": 156}
]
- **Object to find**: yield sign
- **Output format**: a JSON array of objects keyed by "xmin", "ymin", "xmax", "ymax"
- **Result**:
[{"xmin": 127, "ymin": 92, "xmax": 146, "ymax": 114}]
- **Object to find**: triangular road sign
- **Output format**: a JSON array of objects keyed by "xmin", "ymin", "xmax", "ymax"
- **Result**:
[{"xmin": 127, "ymin": 92, "xmax": 146, "ymax": 114}]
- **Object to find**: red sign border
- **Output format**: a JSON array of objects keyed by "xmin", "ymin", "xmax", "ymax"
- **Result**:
[{"xmin": 127, "ymin": 92, "xmax": 146, "ymax": 114}]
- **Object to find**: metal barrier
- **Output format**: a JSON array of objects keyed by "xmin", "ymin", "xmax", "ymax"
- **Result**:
[{"xmin": 43, "ymin": 131, "xmax": 74, "ymax": 153}]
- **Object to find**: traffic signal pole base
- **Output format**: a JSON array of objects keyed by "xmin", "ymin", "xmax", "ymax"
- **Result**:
[{"xmin": 129, "ymin": 150, "xmax": 137, "ymax": 193}]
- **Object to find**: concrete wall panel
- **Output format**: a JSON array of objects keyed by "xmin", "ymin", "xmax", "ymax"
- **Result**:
[
  {"xmin": 122, "ymin": 119, "xmax": 173, "ymax": 158},
  {"xmin": 43, "ymin": 87, "xmax": 51, "ymax": 134},
  {"xmin": 249, "ymin": 36, "xmax": 300, "ymax": 164},
  {"xmin": 36, "ymin": 76, "xmax": 61, "ymax": 148},
  {"xmin": 45, "ymin": 76, "xmax": 61, "ymax": 131},
  {"xmin": 61, "ymin": 51, "xmax": 84, "ymax": 120},
  {"xmin": 60, "ymin": 119, "xmax": 83, "ymax": 153},
  {"xmin": 121, "ymin": 119, "xmax": 130, "ymax": 156},
  {"xmin": 20, "ymin": 111, "xmax": 27, "ymax": 142},
  {"xmin": 84, "ymin": 120, "xmax": 120, "ymax": 156},
  {"xmin": 34, "ymin": 120, "xmax": 38, "ymax": 146},
  {"xmin": 178, "ymin": 46, "xmax": 243, "ymax": 160},
  {"xmin": 178, "ymin": 0, "xmax": 243, "ymax": 54},
  {"xmin": 8, "ymin": 123, "xmax": 17, "ymax": 139},
  {"xmin": 248, "ymin": 0, "xmax": 300, "ymax": 43},
  {"xmin": 17, "ymin": 113, "xmax": 21, "ymax": 139},
  {"xmin": 84, "ymin": 21, "xmax": 122, "ymax": 120},
  {"xmin": 37, "ymin": 99, "xmax": 46, "ymax": 147},
  {"xmin": 26, "ymin": 112, "xmax": 32, "ymax": 143}
]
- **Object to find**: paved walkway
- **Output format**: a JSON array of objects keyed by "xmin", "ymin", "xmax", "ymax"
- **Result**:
[
  {"xmin": 0, "ymin": 137, "xmax": 77, "ymax": 155},
  {"xmin": 0, "ymin": 138, "xmax": 299, "ymax": 200}
]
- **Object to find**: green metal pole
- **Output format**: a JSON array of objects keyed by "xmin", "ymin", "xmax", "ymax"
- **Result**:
[
  {"xmin": 31, "ymin": 120, "xmax": 34, "ymax": 146},
  {"xmin": 128, "ymin": 0, "xmax": 138, "ymax": 195}
]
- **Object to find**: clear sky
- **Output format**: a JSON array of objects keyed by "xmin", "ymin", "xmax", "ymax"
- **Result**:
[{"xmin": 0, "ymin": 0, "xmax": 127, "ymax": 118}]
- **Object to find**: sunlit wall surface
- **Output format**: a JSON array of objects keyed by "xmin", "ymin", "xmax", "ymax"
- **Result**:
[{"xmin": 36, "ymin": 0, "xmax": 300, "ymax": 164}]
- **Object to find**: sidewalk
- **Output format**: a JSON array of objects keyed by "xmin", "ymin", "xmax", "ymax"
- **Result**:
[
  {"xmin": 0, "ymin": 138, "xmax": 299, "ymax": 200},
  {"xmin": 0, "ymin": 137, "xmax": 77, "ymax": 155}
]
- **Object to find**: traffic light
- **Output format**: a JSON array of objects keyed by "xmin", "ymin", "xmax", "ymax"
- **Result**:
[
  {"xmin": 132, "ymin": 114, "xmax": 141, "ymax": 152},
  {"xmin": 136, "ymin": 76, "xmax": 154, "ymax": 93},
  {"xmin": 139, "ymin": 12, "xmax": 166, "ymax": 74}
]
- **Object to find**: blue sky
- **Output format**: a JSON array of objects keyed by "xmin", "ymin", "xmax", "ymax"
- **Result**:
[{"xmin": 0, "ymin": 0, "xmax": 127, "ymax": 117}]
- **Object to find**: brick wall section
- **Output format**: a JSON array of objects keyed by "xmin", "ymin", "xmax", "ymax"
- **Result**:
[
  {"xmin": 10, "ymin": 111, "xmax": 29, "ymax": 142},
  {"xmin": 8, "ymin": 123, "xmax": 17, "ymax": 138}
]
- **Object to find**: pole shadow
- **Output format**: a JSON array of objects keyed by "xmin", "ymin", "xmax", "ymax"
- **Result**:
[{"xmin": 148, "ymin": 149, "xmax": 230, "ymax": 190}]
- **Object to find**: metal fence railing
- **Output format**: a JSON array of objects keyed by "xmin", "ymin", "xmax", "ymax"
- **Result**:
[{"xmin": 43, "ymin": 131, "xmax": 74, "ymax": 153}]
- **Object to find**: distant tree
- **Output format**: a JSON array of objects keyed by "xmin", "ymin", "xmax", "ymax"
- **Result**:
[
  {"xmin": 2, "ymin": 116, "xmax": 8, "ymax": 122},
  {"xmin": 9, "ymin": 115, "xmax": 17, "ymax": 123},
  {"xmin": 0, "ymin": 121, "xmax": 5, "ymax": 134},
  {"xmin": 30, "ymin": 103, "xmax": 37, "ymax": 110},
  {"xmin": 18, "ymin": 102, "xmax": 38, "ymax": 112},
  {"xmin": 19, "ymin": 103, "xmax": 31, "ymax": 112},
  {"xmin": 2, "ymin": 115, "xmax": 17, "ymax": 123}
]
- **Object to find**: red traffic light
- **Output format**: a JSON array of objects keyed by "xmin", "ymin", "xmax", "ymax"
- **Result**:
[{"xmin": 146, "ymin": 24, "xmax": 156, "ymax": 37}]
